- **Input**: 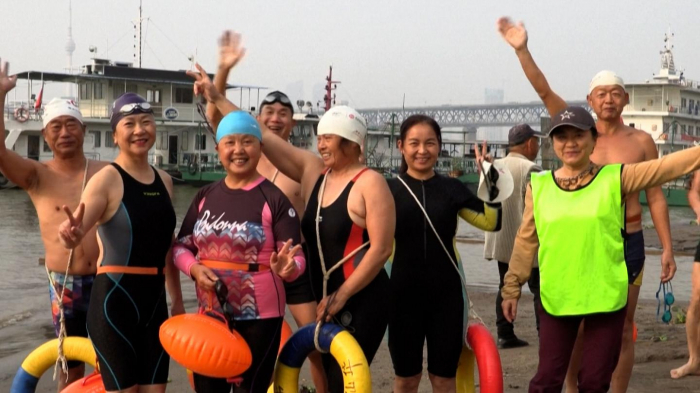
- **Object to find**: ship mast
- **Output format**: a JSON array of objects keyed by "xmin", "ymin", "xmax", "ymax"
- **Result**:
[
  {"xmin": 323, "ymin": 66, "xmax": 341, "ymax": 111},
  {"xmin": 65, "ymin": 0, "xmax": 76, "ymax": 96},
  {"xmin": 133, "ymin": 0, "xmax": 143, "ymax": 68}
]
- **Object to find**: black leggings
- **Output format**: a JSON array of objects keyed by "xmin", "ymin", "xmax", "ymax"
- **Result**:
[
  {"xmin": 193, "ymin": 317, "xmax": 283, "ymax": 393},
  {"xmin": 322, "ymin": 272, "xmax": 390, "ymax": 392}
]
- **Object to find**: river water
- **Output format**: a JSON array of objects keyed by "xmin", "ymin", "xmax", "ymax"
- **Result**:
[{"xmin": 0, "ymin": 184, "xmax": 697, "ymax": 374}]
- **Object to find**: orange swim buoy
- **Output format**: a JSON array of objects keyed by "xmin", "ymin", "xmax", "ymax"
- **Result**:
[
  {"xmin": 159, "ymin": 313, "xmax": 252, "ymax": 379},
  {"xmin": 61, "ymin": 371, "xmax": 105, "ymax": 393},
  {"xmin": 279, "ymin": 320, "xmax": 293, "ymax": 355},
  {"xmin": 466, "ymin": 323, "xmax": 503, "ymax": 393}
]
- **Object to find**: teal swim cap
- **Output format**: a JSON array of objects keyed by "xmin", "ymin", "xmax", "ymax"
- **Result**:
[{"xmin": 216, "ymin": 111, "xmax": 262, "ymax": 143}]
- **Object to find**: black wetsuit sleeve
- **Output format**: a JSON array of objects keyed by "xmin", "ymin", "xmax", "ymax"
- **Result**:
[{"xmin": 452, "ymin": 179, "xmax": 502, "ymax": 232}]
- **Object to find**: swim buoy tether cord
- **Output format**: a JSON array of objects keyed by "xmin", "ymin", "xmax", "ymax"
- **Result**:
[{"xmin": 45, "ymin": 159, "xmax": 89, "ymax": 381}]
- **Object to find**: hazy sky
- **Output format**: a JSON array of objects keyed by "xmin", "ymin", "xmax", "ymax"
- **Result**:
[{"xmin": 1, "ymin": 0, "xmax": 699, "ymax": 109}]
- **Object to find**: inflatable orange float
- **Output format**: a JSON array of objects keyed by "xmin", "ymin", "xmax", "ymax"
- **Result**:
[
  {"xmin": 61, "ymin": 371, "xmax": 105, "ymax": 393},
  {"xmin": 159, "ymin": 313, "xmax": 252, "ymax": 378}
]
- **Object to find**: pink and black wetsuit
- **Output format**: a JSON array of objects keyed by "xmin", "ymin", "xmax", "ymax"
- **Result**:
[{"xmin": 174, "ymin": 176, "xmax": 304, "ymax": 393}]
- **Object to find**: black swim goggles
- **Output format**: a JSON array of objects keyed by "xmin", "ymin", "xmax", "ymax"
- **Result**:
[
  {"xmin": 656, "ymin": 281, "xmax": 675, "ymax": 324},
  {"xmin": 116, "ymin": 102, "xmax": 153, "ymax": 115},
  {"xmin": 478, "ymin": 160, "xmax": 500, "ymax": 202},
  {"xmin": 260, "ymin": 91, "xmax": 294, "ymax": 112},
  {"xmin": 214, "ymin": 280, "xmax": 236, "ymax": 330}
]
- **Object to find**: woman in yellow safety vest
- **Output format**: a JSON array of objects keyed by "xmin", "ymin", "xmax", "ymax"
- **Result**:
[{"xmin": 501, "ymin": 106, "xmax": 700, "ymax": 393}]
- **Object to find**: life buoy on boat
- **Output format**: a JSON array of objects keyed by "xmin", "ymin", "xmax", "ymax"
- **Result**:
[
  {"xmin": 456, "ymin": 323, "xmax": 504, "ymax": 393},
  {"xmin": 271, "ymin": 323, "xmax": 371, "ymax": 393},
  {"xmin": 13, "ymin": 107, "xmax": 29, "ymax": 123},
  {"xmin": 10, "ymin": 337, "xmax": 97, "ymax": 393}
]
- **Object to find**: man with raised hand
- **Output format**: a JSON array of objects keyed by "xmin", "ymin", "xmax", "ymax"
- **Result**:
[
  {"xmin": 0, "ymin": 59, "xmax": 109, "ymax": 391},
  {"xmin": 498, "ymin": 18, "xmax": 677, "ymax": 393},
  {"xmin": 204, "ymin": 31, "xmax": 328, "ymax": 392}
]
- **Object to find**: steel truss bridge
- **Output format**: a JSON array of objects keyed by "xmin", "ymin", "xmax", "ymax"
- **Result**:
[{"xmin": 358, "ymin": 101, "xmax": 589, "ymax": 129}]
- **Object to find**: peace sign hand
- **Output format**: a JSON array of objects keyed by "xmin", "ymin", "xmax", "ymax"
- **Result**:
[
  {"xmin": 473, "ymin": 140, "xmax": 492, "ymax": 169},
  {"xmin": 186, "ymin": 63, "xmax": 221, "ymax": 103},
  {"xmin": 218, "ymin": 31, "xmax": 247, "ymax": 72},
  {"xmin": 58, "ymin": 203, "xmax": 85, "ymax": 249},
  {"xmin": 270, "ymin": 239, "xmax": 302, "ymax": 281},
  {"xmin": 497, "ymin": 17, "xmax": 528, "ymax": 51},
  {"xmin": 0, "ymin": 59, "xmax": 17, "ymax": 95}
]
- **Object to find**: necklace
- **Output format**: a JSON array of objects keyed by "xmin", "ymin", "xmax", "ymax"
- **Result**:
[{"xmin": 555, "ymin": 163, "xmax": 595, "ymax": 189}]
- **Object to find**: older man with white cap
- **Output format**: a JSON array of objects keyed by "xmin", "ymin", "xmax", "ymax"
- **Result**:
[
  {"xmin": 498, "ymin": 18, "xmax": 677, "ymax": 393},
  {"xmin": 0, "ymin": 60, "xmax": 108, "ymax": 390}
]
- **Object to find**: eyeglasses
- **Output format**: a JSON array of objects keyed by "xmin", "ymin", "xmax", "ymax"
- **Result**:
[
  {"xmin": 214, "ymin": 280, "xmax": 236, "ymax": 330},
  {"xmin": 117, "ymin": 102, "xmax": 153, "ymax": 115},
  {"xmin": 656, "ymin": 281, "xmax": 675, "ymax": 324},
  {"xmin": 478, "ymin": 160, "xmax": 500, "ymax": 201},
  {"xmin": 261, "ymin": 91, "xmax": 292, "ymax": 106},
  {"xmin": 196, "ymin": 101, "xmax": 218, "ymax": 143}
]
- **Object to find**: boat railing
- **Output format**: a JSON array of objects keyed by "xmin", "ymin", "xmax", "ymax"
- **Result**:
[{"xmin": 4, "ymin": 101, "xmax": 44, "ymax": 122}]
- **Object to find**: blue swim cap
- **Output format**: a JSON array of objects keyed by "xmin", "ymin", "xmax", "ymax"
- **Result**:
[{"xmin": 216, "ymin": 111, "xmax": 262, "ymax": 144}]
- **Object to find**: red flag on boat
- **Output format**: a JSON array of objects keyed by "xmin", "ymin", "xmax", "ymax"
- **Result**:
[{"xmin": 34, "ymin": 81, "xmax": 44, "ymax": 111}]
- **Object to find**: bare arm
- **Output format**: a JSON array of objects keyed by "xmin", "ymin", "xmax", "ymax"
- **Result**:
[
  {"xmin": 0, "ymin": 60, "xmax": 41, "ymax": 189},
  {"xmin": 338, "ymin": 172, "xmax": 395, "ymax": 298},
  {"xmin": 206, "ymin": 31, "xmax": 246, "ymax": 130},
  {"xmin": 690, "ymin": 171, "xmax": 700, "ymax": 221},
  {"xmin": 158, "ymin": 170, "xmax": 184, "ymax": 314},
  {"xmin": 640, "ymin": 134, "xmax": 676, "ymax": 280},
  {"xmin": 261, "ymin": 128, "xmax": 324, "ymax": 185},
  {"xmin": 497, "ymin": 17, "xmax": 568, "ymax": 116}
]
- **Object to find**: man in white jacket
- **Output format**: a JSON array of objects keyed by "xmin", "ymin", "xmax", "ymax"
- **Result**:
[{"xmin": 484, "ymin": 124, "xmax": 542, "ymax": 348}]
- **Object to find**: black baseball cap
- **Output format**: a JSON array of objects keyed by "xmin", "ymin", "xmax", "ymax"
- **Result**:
[
  {"xmin": 508, "ymin": 124, "xmax": 544, "ymax": 146},
  {"xmin": 548, "ymin": 106, "xmax": 597, "ymax": 136}
]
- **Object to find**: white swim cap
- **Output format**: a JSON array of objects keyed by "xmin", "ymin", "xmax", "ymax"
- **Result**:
[
  {"xmin": 589, "ymin": 70, "xmax": 625, "ymax": 94},
  {"xmin": 43, "ymin": 98, "xmax": 84, "ymax": 128},
  {"xmin": 317, "ymin": 105, "xmax": 367, "ymax": 146}
]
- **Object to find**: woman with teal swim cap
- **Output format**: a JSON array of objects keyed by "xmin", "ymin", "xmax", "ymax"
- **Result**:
[{"xmin": 173, "ymin": 110, "xmax": 306, "ymax": 392}]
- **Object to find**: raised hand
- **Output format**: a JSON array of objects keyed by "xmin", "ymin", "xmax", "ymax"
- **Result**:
[
  {"xmin": 0, "ymin": 59, "xmax": 17, "ymax": 95},
  {"xmin": 58, "ymin": 203, "xmax": 85, "ymax": 249},
  {"xmin": 218, "ymin": 31, "xmax": 247, "ymax": 72},
  {"xmin": 186, "ymin": 63, "xmax": 221, "ymax": 103},
  {"xmin": 497, "ymin": 17, "xmax": 528, "ymax": 51},
  {"xmin": 473, "ymin": 140, "xmax": 492, "ymax": 168},
  {"xmin": 270, "ymin": 239, "xmax": 301, "ymax": 281}
]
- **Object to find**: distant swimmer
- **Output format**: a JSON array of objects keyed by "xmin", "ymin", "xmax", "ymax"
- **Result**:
[
  {"xmin": 501, "ymin": 106, "xmax": 700, "ymax": 393},
  {"xmin": 671, "ymin": 170, "xmax": 700, "ymax": 379},
  {"xmin": 498, "ymin": 17, "xmax": 676, "ymax": 393},
  {"xmin": 387, "ymin": 115, "xmax": 502, "ymax": 392},
  {"xmin": 0, "ymin": 58, "xmax": 108, "ymax": 391},
  {"xmin": 58, "ymin": 93, "xmax": 183, "ymax": 392},
  {"xmin": 203, "ymin": 30, "xmax": 327, "ymax": 392},
  {"xmin": 173, "ymin": 110, "xmax": 305, "ymax": 393}
]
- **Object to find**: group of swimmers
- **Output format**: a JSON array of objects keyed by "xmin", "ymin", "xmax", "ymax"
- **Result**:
[{"xmin": 1, "ymin": 16, "xmax": 700, "ymax": 393}]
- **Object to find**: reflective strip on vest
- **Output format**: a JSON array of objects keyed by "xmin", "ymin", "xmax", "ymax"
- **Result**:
[{"xmin": 531, "ymin": 164, "xmax": 627, "ymax": 316}]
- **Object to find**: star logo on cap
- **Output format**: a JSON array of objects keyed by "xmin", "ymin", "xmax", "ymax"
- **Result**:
[{"xmin": 560, "ymin": 110, "xmax": 574, "ymax": 120}]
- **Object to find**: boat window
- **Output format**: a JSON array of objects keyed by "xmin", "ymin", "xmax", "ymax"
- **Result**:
[
  {"xmin": 105, "ymin": 132, "xmax": 114, "ymax": 148},
  {"xmin": 175, "ymin": 87, "xmax": 193, "ymax": 104},
  {"xmin": 195, "ymin": 134, "xmax": 207, "ymax": 150},
  {"xmin": 90, "ymin": 131, "xmax": 101, "ymax": 148},
  {"xmin": 94, "ymin": 83, "xmax": 104, "ymax": 100},
  {"xmin": 80, "ymin": 83, "xmax": 92, "ymax": 100},
  {"xmin": 43, "ymin": 139, "xmax": 51, "ymax": 153},
  {"xmin": 147, "ymin": 89, "xmax": 162, "ymax": 104},
  {"xmin": 181, "ymin": 132, "xmax": 188, "ymax": 150}
]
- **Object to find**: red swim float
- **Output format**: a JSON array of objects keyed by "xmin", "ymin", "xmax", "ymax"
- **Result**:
[
  {"xmin": 466, "ymin": 323, "xmax": 503, "ymax": 393},
  {"xmin": 159, "ymin": 313, "xmax": 252, "ymax": 379},
  {"xmin": 61, "ymin": 371, "xmax": 105, "ymax": 393},
  {"xmin": 279, "ymin": 320, "xmax": 293, "ymax": 355}
]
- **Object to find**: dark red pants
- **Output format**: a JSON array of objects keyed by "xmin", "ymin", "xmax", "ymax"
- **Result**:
[{"xmin": 529, "ymin": 304, "xmax": 627, "ymax": 393}]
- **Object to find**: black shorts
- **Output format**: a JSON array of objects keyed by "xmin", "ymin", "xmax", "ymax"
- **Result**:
[
  {"xmin": 624, "ymin": 231, "xmax": 646, "ymax": 286},
  {"xmin": 388, "ymin": 271, "xmax": 463, "ymax": 378},
  {"xmin": 283, "ymin": 243, "xmax": 316, "ymax": 305},
  {"xmin": 695, "ymin": 240, "xmax": 700, "ymax": 262}
]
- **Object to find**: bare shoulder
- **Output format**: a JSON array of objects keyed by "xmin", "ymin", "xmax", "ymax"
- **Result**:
[
  {"xmin": 155, "ymin": 168, "xmax": 174, "ymax": 195},
  {"xmin": 627, "ymin": 127, "xmax": 658, "ymax": 159},
  {"xmin": 91, "ymin": 160, "xmax": 110, "ymax": 169},
  {"xmin": 356, "ymin": 169, "xmax": 390, "ymax": 193}
]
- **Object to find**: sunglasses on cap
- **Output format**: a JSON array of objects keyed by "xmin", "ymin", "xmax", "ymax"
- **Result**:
[
  {"xmin": 214, "ymin": 280, "xmax": 236, "ymax": 330},
  {"xmin": 478, "ymin": 160, "xmax": 500, "ymax": 201},
  {"xmin": 117, "ymin": 102, "xmax": 153, "ymax": 115},
  {"xmin": 261, "ymin": 91, "xmax": 292, "ymax": 106},
  {"xmin": 656, "ymin": 281, "xmax": 675, "ymax": 324}
]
